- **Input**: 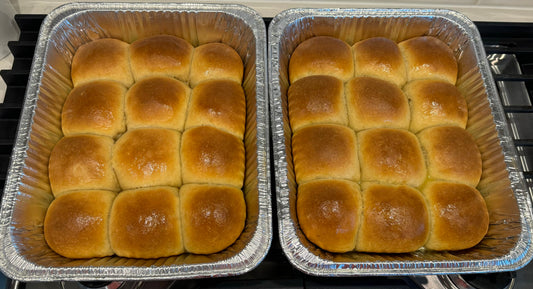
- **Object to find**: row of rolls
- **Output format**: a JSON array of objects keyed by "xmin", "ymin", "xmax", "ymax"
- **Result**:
[
  {"xmin": 70, "ymin": 35, "xmax": 243, "ymax": 88},
  {"xmin": 288, "ymin": 35, "xmax": 489, "ymax": 253},
  {"xmin": 44, "ymin": 35, "xmax": 248, "ymax": 259},
  {"xmin": 45, "ymin": 185, "xmax": 246, "ymax": 259}
]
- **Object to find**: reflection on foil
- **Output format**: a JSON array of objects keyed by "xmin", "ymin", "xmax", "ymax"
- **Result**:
[
  {"xmin": 488, "ymin": 49, "xmax": 533, "ymax": 198},
  {"xmin": 486, "ymin": 51, "xmax": 531, "ymax": 106}
]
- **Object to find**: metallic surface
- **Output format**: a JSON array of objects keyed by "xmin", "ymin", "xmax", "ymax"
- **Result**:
[
  {"xmin": 268, "ymin": 8, "xmax": 533, "ymax": 276},
  {"xmin": 0, "ymin": 2, "xmax": 271, "ymax": 282}
]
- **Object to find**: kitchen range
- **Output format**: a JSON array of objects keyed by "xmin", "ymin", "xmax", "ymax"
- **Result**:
[{"xmin": 0, "ymin": 1, "xmax": 532, "ymax": 289}]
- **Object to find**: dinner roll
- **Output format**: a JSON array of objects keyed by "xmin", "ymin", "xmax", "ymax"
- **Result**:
[
  {"xmin": 288, "ymin": 75, "xmax": 347, "ymax": 132},
  {"xmin": 289, "ymin": 36, "xmax": 354, "ymax": 83},
  {"xmin": 49, "ymin": 135, "xmax": 119, "ymax": 196},
  {"xmin": 61, "ymin": 80, "xmax": 127, "ymax": 138},
  {"xmin": 352, "ymin": 37, "xmax": 406, "ymax": 86},
  {"xmin": 297, "ymin": 179, "xmax": 361, "ymax": 253},
  {"xmin": 129, "ymin": 35, "xmax": 193, "ymax": 82},
  {"xmin": 399, "ymin": 36, "xmax": 458, "ymax": 84},
  {"xmin": 358, "ymin": 128, "xmax": 426, "ymax": 187},
  {"xmin": 185, "ymin": 79, "xmax": 246, "ymax": 139},
  {"xmin": 71, "ymin": 38, "xmax": 133, "ymax": 87},
  {"xmin": 112, "ymin": 128, "xmax": 181, "ymax": 189},
  {"xmin": 405, "ymin": 79, "xmax": 468, "ymax": 133},
  {"xmin": 125, "ymin": 76, "xmax": 190, "ymax": 131},
  {"xmin": 292, "ymin": 124, "xmax": 359, "ymax": 184},
  {"xmin": 189, "ymin": 42, "xmax": 243, "ymax": 87},
  {"xmin": 418, "ymin": 126, "xmax": 482, "ymax": 187},
  {"xmin": 181, "ymin": 126, "xmax": 245, "ymax": 188},
  {"xmin": 356, "ymin": 184, "xmax": 429, "ymax": 253},
  {"xmin": 44, "ymin": 190, "xmax": 116, "ymax": 258},
  {"xmin": 180, "ymin": 184, "xmax": 246, "ymax": 254},
  {"xmin": 422, "ymin": 182, "xmax": 489, "ymax": 251},
  {"xmin": 109, "ymin": 186, "xmax": 183, "ymax": 258},
  {"xmin": 345, "ymin": 76, "xmax": 410, "ymax": 131}
]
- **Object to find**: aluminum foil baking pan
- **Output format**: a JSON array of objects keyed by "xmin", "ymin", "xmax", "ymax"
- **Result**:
[
  {"xmin": 268, "ymin": 8, "xmax": 533, "ymax": 276},
  {"xmin": 0, "ymin": 2, "xmax": 271, "ymax": 282}
]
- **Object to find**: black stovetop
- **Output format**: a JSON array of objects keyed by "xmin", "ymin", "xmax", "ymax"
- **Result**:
[{"xmin": 1, "ymin": 15, "xmax": 532, "ymax": 289}]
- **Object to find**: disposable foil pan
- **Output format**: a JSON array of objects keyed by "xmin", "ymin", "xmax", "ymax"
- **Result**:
[
  {"xmin": 0, "ymin": 2, "xmax": 271, "ymax": 281},
  {"xmin": 268, "ymin": 8, "xmax": 533, "ymax": 276}
]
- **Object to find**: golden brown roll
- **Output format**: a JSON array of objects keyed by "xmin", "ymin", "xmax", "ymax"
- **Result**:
[
  {"xmin": 358, "ymin": 128, "xmax": 426, "ymax": 187},
  {"xmin": 185, "ymin": 79, "xmax": 246, "ymax": 139},
  {"xmin": 356, "ymin": 184, "xmax": 429, "ymax": 253},
  {"xmin": 71, "ymin": 38, "xmax": 133, "ymax": 87},
  {"xmin": 288, "ymin": 75, "xmax": 347, "ymax": 132},
  {"xmin": 61, "ymin": 80, "xmax": 127, "ymax": 138},
  {"xmin": 404, "ymin": 79, "xmax": 468, "ymax": 133},
  {"xmin": 129, "ymin": 35, "xmax": 193, "ymax": 82},
  {"xmin": 44, "ymin": 190, "xmax": 116, "ymax": 258},
  {"xmin": 112, "ymin": 128, "xmax": 181, "ymax": 189},
  {"xmin": 345, "ymin": 76, "xmax": 410, "ymax": 131},
  {"xmin": 418, "ymin": 126, "xmax": 482, "ymax": 187},
  {"xmin": 422, "ymin": 181, "xmax": 489, "ymax": 251},
  {"xmin": 352, "ymin": 37, "xmax": 407, "ymax": 86},
  {"xmin": 109, "ymin": 186, "xmax": 183, "ymax": 258},
  {"xmin": 189, "ymin": 42, "xmax": 243, "ymax": 87},
  {"xmin": 399, "ymin": 36, "xmax": 458, "ymax": 84},
  {"xmin": 292, "ymin": 124, "xmax": 359, "ymax": 184},
  {"xmin": 297, "ymin": 179, "xmax": 361, "ymax": 253},
  {"xmin": 180, "ymin": 184, "xmax": 246, "ymax": 254},
  {"xmin": 125, "ymin": 76, "xmax": 190, "ymax": 131},
  {"xmin": 181, "ymin": 126, "xmax": 245, "ymax": 188},
  {"xmin": 49, "ymin": 135, "xmax": 119, "ymax": 197},
  {"xmin": 289, "ymin": 36, "xmax": 354, "ymax": 83}
]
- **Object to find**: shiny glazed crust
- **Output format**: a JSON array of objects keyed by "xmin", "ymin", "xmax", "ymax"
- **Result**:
[
  {"xmin": 353, "ymin": 37, "xmax": 407, "ymax": 86},
  {"xmin": 287, "ymin": 35, "xmax": 488, "ymax": 254},
  {"xmin": 71, "ymin": 38, "xmax": 133, "ymax": 87},
  {"xmin": 125, "ymin": 76, "xmax": 190, "ymax": 131},
  {"xmin": 44, "ymin": 190, "xmax": 117, "ymax": 258},
  {"xmin": 185, "ymin": 79, "xmax": 246, "ymax": 139},
  {"xmin": 289, "ymin": 36, "xmax": 354, "ymax": 83},
  {"xmin": 345, "ymin": 76, "xmax": 410, "ymax": 131},
  {"xmin": 189, "ymin": 42, "xmax": 244, "ymax": 87},
  {"xmin": 61, "ymin": 80, "xmax": 127, "ymax": 138},
  {"xmin": 48, "ymin": 135, "xmax": 119, "ymax": 196},
  {"xmin": 358, "ymin": 128, "xmax": 427, "ymax": 187},
  {"xmin": 405, "ymin": 79, "xmax": 468, "ymax": 133},
  {"xmin": 48, "ymin": 35, "xmax": 250, "ymax": 259},
  {"xmin": 297, "ymin": 179, "xmax": 361, "ymax": 253},
  {"xmin": 129, "ymin": 35, "xmax": 193, "ymax": 82},
  {"xmin": 418, "ymin": 126, "xmax": 482, "ymax": 187},
  {"xmin": 288, "ymin": 75, "xmax": 347, "ymax": 132},
  {"xmin": 180, "ymin": 126, "xmax": 245, "ymax": 188},
  {"xmin": 180, "ymin": 184, "xmax": 246, "ymax": 254},
  {"xmin": 109, "ymin": 186, "xmax": 183, "ymax": 258},
  {"xmin": 112, "ymin": 128, "xmax": 182, "ymax": 189},
  {"xmin": 356, "ymin": 184, "xmax": 429, "ymax": 253},
  {"xmin": 292, "ymin": 124, "xmax": 359, "ymax": 184},
  {"xmin": 422, "ymin": 182, "xmax": 489, "ymax": 251},
  {"xmin": 399, "ymin": 36, "xmax": 458, "ymax": 84}
]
